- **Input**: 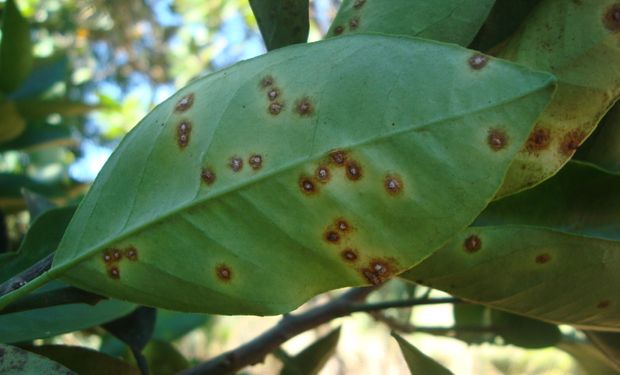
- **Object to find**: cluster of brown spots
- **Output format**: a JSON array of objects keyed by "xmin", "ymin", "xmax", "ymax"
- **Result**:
[
  {"xmin": 597, "ymin": 300, "xmax": 611, "ymax": 309},
  {"xmin": 604, "ymin": 4, "xmax": 620, "ymax": 32},
  {"xmin": 526, "ymin": 127, "xmax": 551, "ymax": 153},
  {"xmin": 177, "ymin": 120, "xmax": 192, "ymax": 148},
  {"xmin": 324, "ymin": 218, "xmax": 353, "ymax": 246},
  {"xmin": 249, "ymin": 154, "xmax": 263, "ymax": 170},
  {"xmin": 316, "ymin": 166, "xmax": 330, "ymax": 183},
  {"xmin": 464, "ymin": 235, "xmax": 481, "ymax": 253},
  {"xmin": 102, "ymin": 246, "xmax": 139, "ymax": 280},
  {"xmin": 229, "ymin": 157, "xmax": 243, "ymax": 172},
  {"xmin": 384, "ymin": 175, "xmax": 403, "ymax": 196},
  {"xmin": 560, "ymin": 130, "xmax": 585, "ymax": 156},
  {"xmin": 175, "ymin": 93, "xmax": 194, "ymax": 112},
  {"xmin": 535, "ymin": 253, "xmax": 552, "ymax": 264},
  {"xmin": 488, "ymin": 129, "xmax": 508, "ymax": 151},
  {"xmin": 260, "ymin": 75, "xmax": 285, "ymax": 115},
  {"xmin": 469, "ymin": 54, "xmax": 489, "ymax": 70},
  {"xmin": 345, "ymin": 161, "xmax": 362, "ymax": 181},
  {"xmin": 361, "ymin": 259, "xmax": 396, "ymax": 285},
  {"xmin": 299, "ymin": 177, "xmax": 316, "ymax": 194},
  {"xmin": 295, "ymin": 97, "xmax": 314, "ymax": 117},
  {"xmin": 341, "ymin": 248, "xmax": 358, "ymax": 262},
  {"xmin": 216, "ymin": 264, "xmax": 233, "ymax": 281},
  {"xmin": 353, "ymin": 0, "xmax": 366, "ymax": 9},
  {"xmin": 201, "ymin": 168, "xmax": 216, "ymax": 185}
]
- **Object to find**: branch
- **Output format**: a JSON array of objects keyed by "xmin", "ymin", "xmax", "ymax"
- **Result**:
[
  {"xmin": 0, "ymin": 253, "xmax": 54, "ymax": 297},
  {"xmin": 180, "ymin": 289, "xmax": 460, "ymax": 375},
  {"xmin": 0, "ymin": 286, "xmax": 106, "ymax": 314}
]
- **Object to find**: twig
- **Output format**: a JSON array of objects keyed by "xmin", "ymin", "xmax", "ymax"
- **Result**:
[
  {"xmin": 180, "ymin": 289, "xmax": 461, "ymax": 375},
  {"xmin": 0, "ymin": 286, "xmax": 106, "ymax": 314},
  {"xmin": 0, "ymin": 253, "xmax": 54, "ymax": 297}
]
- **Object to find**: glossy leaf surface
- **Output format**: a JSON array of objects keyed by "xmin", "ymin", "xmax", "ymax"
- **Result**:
[
  {"xmin": 13, "ymin": 35, "xmax": 555, "ymax": 315},
  {"xmin": 403, "ymin": 162, "xmax": 620, "ymax": 330},
  {"xmin": 250, "ymin": 0, "xmax": 309, "ymax": 51},
  {"xmin": 496, "ymin": 0, "xmax": 620, "ymax": 197},
  {"xmin": 0, "ymin": 344, "xmax": 74, "ymax": 374},
  {"xmin": 326, "ymin": 0, "xmax": 494, "ymax": 46}
]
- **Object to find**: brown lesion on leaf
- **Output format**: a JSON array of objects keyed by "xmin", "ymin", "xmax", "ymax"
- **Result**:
[
  {"xmin": 177, "ymin": 120, "xmax": 192, "ymax": 148},
  {"xmin": 349, "ymin": 17, "xmax": 360, "ymax": 30},
  {"xmin": 341, "ymin": 248, "xmax": 358, "ymax": 262},
  {"xmin": 268, "ymin": 102, "xmax": 284, "ymax": 115},
  {"xmin": 324, "ymin": 230, "xmax": 340, "ymax": 244},
  {"xmin": 334, "ymin": 25, "xmax": 345, "ymax": 35},
  {"xmin": 108, "ymin": 267, "xmax": 120, "ymax": 280},
  {"xmin": 353, "ymin": 0, "xmax": 366, "ymax": 9},
  {"xmin": 535, "ymin": 253, "xmax": 552, "ymax": 264},
  {"xmin": 201, "ymin": 168, "xmax": 216, "ymax": 185},
  {"xmin": 295, "ymin": 97, "xmax": 314, "ymax": 117},
  {"xmin": 469, "ymin": 54, "xmax": 489, "ymax": 70},
  {"xmin": 603, "ymin": 3, "xmax": 620, "ymax": 32},
  {"xmin": 526, "ymin": 127, "xmax": 551, "ymax": 153},
  {"xmin": 488, "ymin": 129, "xmax": 508, "ymax": 151},
  {"xmin": 560, "ymin": 130, "xmax": 586, "ymax": 156},
  {"xmin": 464, "ymin": 235, "xmax": 482, "ymax": 253},
  {"xmin": 315, "ymin": 166, "xmax": 330, "ymax": 183},
  {"xmin": 329, "ymin": 150, "xmax": 347, "ymax": 166},
  {"xmin": 102, "ymin": 246, "xmax": 138, "ymax": 279},
  {"xmin": 175, "ymin": 93, "xmax": 194, "ymax": 112},
  {"xmin": 345, "ymin": 160, "xmax": 362, "ymax": 181},
  {"xmin": 216, "ymin": 264, "xmax": 233, "ymax": 282},
  {"xmin": 597, "ymin": 300, "xmax": 611, "ymax": 309},
  {"xmin": 229, "ymin": 157, "xmax": 243, "ymax": 172},
  {"xmin": 299, "ymin": 176, "xmax": 317, "ymax": 195},
  {"xmin": 336, "ymin": 218, "xmax": 351, "ymax": 233},
  {"xmin": 125, "ymin": 246, "xmax": 138, "ymax": 261},
  {"xmin": 260, "ymin": 75, "xmax": 274, "ymax": 88},
  {"xmin": 249, "ymin": 154, "xmax": 263, "ymax": 170},
  {"xmin": 384, "ymin": 175, "xmax": 403, "ymax": 196},
  {"xmin": 267, "ymin": 88, "xmax": 280, "ymax": 101},
  {"xmin": 361, "ymin": 258, "xmax": 397, "ymax": 285}
]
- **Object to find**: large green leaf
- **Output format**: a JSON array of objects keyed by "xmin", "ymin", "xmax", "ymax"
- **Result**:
[
  {"xmin": 0, "ymin": 0, "xmax": 33, "ymax": 93},
  {"xmin": 576, "ymin": 102, "xmax": 620, "ymax": 173},
  {"xmin": 495, "ymin": 0, "xmax": 620, "ymax": 197},
  {"xmin": 249, "ymin": 0, "xmax": 309, "ymax": 51},
  {"xmin": 326, "ymin": 0, "xmax": 495, "ymax": 46},
  {"xmin": 402, "ymin": 162, "xmax": 620, "ymax": 330},
  {"xmin": 392, "ymin": 333, "xmax": 454, "ymax": 375},
  {"xmin": 0, "ymin": 35, "xmax": 554, "ymax": 314},
  {"xmin": 0, "ymin": 344, "xmax": 74, "ymax": 374}
]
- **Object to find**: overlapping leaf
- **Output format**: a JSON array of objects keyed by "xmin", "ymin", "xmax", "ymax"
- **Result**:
[
  {"xmin": 0, "ymin": 344, "xmax": 74, "ymax": 375},
  {"xmin": 576, "ymin": 102, "xmax": 620, "ymax": 173},
  {"xmin": 249, "ymin": 0, "xmax": 309, "ymax": 50},
  {"xmin": 327, "ymin": 0, "xmax": 495, "ymax": 46},
  {"xmin": 495, "ymin": 0, "xmax": 620, "ymax": 197},
  {"xmin": 392, "ymin": 333, "xmax": 454, "ymax": 375},
  {"xmin": 0, "ymin": 0, "xmax": 33, "ymax": 93},
  {"xmin": 402, "ymin": 162, "xmax": 620, "ymax": 330},
  {"xmin": 0, "ymin": 35, "xmax": 554, "ymax": 314}
]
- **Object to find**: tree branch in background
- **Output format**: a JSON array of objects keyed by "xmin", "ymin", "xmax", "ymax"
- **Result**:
[
  {"xmin": 0, "ymin": 253, "xmax": 54, "ymax": 297},
  {"xmin": 180, "ymin": 288, "xmax": 460, "ymax": 375}
]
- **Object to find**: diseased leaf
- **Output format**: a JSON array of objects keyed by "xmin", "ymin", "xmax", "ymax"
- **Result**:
[
  {"xmin": 0, "ymin": 35, "xmax": 554, "ymax": 314},
  {"xmin": 576, "ymin": 102, "xmax": 620, "ymax": 173},
  {"xmin": 279, "ymin": 327, "xmax": 340, "ymax": 375},
  {"xmin": 0, "ymin": 0, "xmax": 33, "ymax": 93},
  {"xmin": 495, "ymin": 0, "xmax": 620, "ymax": 197},
  {"xmin": 402, "ymin": 162, "xmax": 620, "ymax": 330},
  {"xmin": 23, "ymin": 345, "xmax": 140, "ymax": 375},
  {"xmin": 249, "ymin": 0, "xmax": 309, "ymax": 50},
  {"xmin": 0, "ymin": 344, "xmax": 74, "ymax": 375},
  {"xmin": 327, "ymin": 0, "xmax": 495, "ymax": 46},
  {"xmin": 392, "ymin": 333, "xmax": 454, "ymax": 375}
]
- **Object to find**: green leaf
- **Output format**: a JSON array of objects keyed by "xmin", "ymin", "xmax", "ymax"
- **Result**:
[
  {"xmin": 495, "ymin": 0, "xmax": 620, "ymax": 197},
  {"xmin": 469, "ymin": 0, "xmax": 541, "ymax": 52},
  {"xmin": 279, "ymin": 327, "xmax": 341, "ymax": 375},
  {"xmin": 392, "ymin": 333, "xmax": 454, "ymax": 375},
  {"xmin": 585, "ymin": 331, "xmax": 620, "ymax": 372},
  {"xmin": 22, "ymin": 189, "xmax": 57, "ymax": 220},
  {"xmin": 0, "ymin": 99, "xmax": 26, "ymax": 143},
  {"xmin": 490, "ymin": 310, "xmax": 561, "ymax": 349},
  {"xmin": 103, "ymin": 307, "xmax": 156, "ymax": 354},
  {"xmin": 402, "ymin": 162, "xmax": 620, "ymax": 330},
  {"xmin": 326, "ymin": 0, "xmax": 495, "ymax": 46},
  {"xmin": 249, "ymin": 0, "xmax": 309, "ymax": 50},
  {"xmin": 452, "ymin": 304, "xmax": 494, "ymax": 345},
  {"xmin": 22, "ymin": 345, "xmax": 140, "ymax": 375},
  {"xmin": 0, "ymin": 282, "xmax": 136, "ymax": 343},
  {"xmin": 576, "ymin": 102, "xmax": 620, "ymax": 173},
  {"xmin": 0, "ymin": 344, "xmax": 74, "ymax": 374},
  {"xmin": 15, "ymin": 100, "xmax": 98, "ymax": 120},
  {"xmin": 0, "ymin": 0, "xmax": 33, "ymax": 93},
  {"xmin": 9, "ymin": 55, "xmax": 69, "ymax": 100},
  {"xmin": 0, "ymin": 123, "xmax": 76, "ymax": 153},
  {"xmin": 140, "ymin": 340, "xmax": 189, "ymax": 375},
  {"xmin": 2, "ymin": 35, "xmax": 554, "ymax": 314},
  {"xmin": 0, "ymin": 206, "xmax": 74, "ymax": 283}
]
